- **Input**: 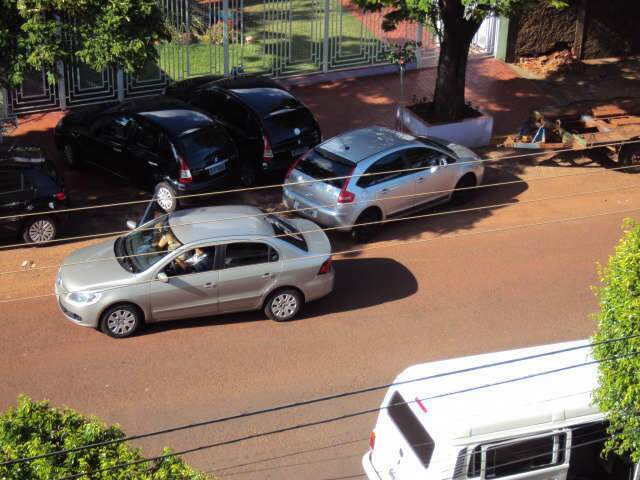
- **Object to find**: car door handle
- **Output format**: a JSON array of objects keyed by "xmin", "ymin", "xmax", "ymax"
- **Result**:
[
  {"xmin": 147, "ymin": 161, "xmax": 159, "ymax": 167},
  {"xmin": 416, "ymin": 177, "xmax": 425, "ymax": 183},
  {"xmin": 262, "ymin": 273, "xmax": 272, "ymax": 278},
  {"xmin": 112, "ymin": 146, "xmax": 122, "ymax": 153},
  {"xmin": 204, "ymin": 282, "xmax": 216, "ymax": 288}
]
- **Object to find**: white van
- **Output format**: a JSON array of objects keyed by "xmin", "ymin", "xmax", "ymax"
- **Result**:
[{"xmin": 362, "ymin": 340, "xmax": 638, "ymax": 480}]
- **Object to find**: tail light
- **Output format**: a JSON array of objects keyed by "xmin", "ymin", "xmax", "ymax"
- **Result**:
[
  {"xmin": 369, "ymin": 431, "xmax": 376, "ymax": 450},
  {"xmin": 262, "ymin": 135, "xmax": 274, "ymax": 164},
  {"xmin": 54, "ymin": 191, "xmax": 66, "ymax": 201},
  {"xmin": 285, "ymin": 155, "xmax": 304, "ymax": 181},
  {"xmin": 178, "ymin": 156, "xmax": 192, "ymax": 184},
  {"xmin": 337, "ymin": 168, "xmax": 355, "ymax": 204},
  {"xmin": 318, "ymin": 256, "xmax": 332, "ymax": 275}
]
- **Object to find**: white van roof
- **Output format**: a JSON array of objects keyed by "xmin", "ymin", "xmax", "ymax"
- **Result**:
[{"xmin": 393, "ymin": 340, "xmax": 601, "ymax": 443}]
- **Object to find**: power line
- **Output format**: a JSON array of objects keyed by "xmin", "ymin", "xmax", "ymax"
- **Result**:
[
  {"xmin": 4, "ymin": 180, "xmax": 639, "ymax": 275},
  {"xmin": 50, "ymin": 350, "xmax": 638, "ymax": 480},
  {"xmin": 2, "ymin": 136, "xmax": 639, "ymax": 223},
  {"xmin": 3, "ymin": 334, "xmax": 634, "ymax": 468},
  {"xmin": 2, "ymin": 201, "xmax": 640, "ymax": 305}
]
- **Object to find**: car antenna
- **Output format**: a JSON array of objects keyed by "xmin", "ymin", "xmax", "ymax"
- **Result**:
[{"xmin": 338, "ymin": 136, "xmax": 350, "ymax": 151}]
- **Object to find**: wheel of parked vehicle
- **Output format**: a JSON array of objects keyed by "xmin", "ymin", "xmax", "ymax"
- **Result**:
[
  {"xmin": 351, "ymin": 208, "xmax": 381, "ymax": 244},
  {"xmin": 154, "ymin": 182, "xmax": 178, "ymax": 212},
  {"xmin": 239, "ymin": 163, "xmax": 258, "ymax": 187},
  {"xmin": 264, "ymin": 288, "xmax": 303, "ymax": 322},
  {"xmin": 451, "ymin": 174, "xmax": 477, "ymax": 205},
  {"xmin": 22, "ymin": 217, "xmax": 57, "ymax": 244},
  {"xmin": 619, "ymin": 143, "xmax": 640, "ymax": 172},
  {"xmin": 63, "ymin": 143, "xmax": 80, "ymax": 168},
  {"xmin": 100, "ymin": 303, "xmax": 142, "ymax": 338}
]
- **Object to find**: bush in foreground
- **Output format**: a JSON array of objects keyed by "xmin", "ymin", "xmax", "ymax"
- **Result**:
[{"xmin": 0, "ymin": 395, "xmax": 208, "ymax": 479}]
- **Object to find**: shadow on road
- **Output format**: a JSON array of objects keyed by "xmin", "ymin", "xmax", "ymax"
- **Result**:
[{"xmin": 140, "ymin": 257, "xmax": 417, "ymax": 335}]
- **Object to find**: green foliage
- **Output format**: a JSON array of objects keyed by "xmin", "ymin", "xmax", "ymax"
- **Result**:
[
  {"xmin": 592, "ymin": 219, "xmax": 640, "ymax": 462},
  {"xmin": 0, "ymin": 0, "xmax": 169, "ymax": 87},
  {"xmin": 0, "ymin": 396, "xmax": 209, "ymax": 480}
]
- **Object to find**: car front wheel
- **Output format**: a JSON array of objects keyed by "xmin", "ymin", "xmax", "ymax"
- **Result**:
[
  {"xmin": 155, "ymin": 182, "xmax": 178, "ymax": 212},
  {"xmin": 100, "ymin": 304, "xmax": 142, "ymax": 338},
  {"xmin": 264, "ymin": 289, "xmax": 303, "ymax": 322},
  {"xmin": 22, "ymin": 217, "xmax": 57, "ymax": 244}
]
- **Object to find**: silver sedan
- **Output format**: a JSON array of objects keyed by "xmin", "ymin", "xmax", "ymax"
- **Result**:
[
  {"xmin": 55, "ymin": 206, "xmax": 334, "ymax": 338},
  {"xmin": 283, "ymin": 127, "xmax": 484, "ymax": 242}
]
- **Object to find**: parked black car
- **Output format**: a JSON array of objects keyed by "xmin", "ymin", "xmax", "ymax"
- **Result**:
[
  {"xmin": 0, "ymin": 146, "xmax": 68, "ymax": 243},
  {"xmin": 165, "ymin": 75, "xmax": 322, "ymax": 186},
  {"xmin": 54, "ymin": 97, "xmax": 238, "ymax": 212}
]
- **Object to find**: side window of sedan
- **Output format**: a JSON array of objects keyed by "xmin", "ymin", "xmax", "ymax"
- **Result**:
[
  {"xmin": 223, "ymin": 242, "xmax": 278, "ymax": 269},
  {"xmin": 164, "ymin": 247, "xmax": 216, "ymax": 277},
  {"xmin": 93, "ymin": 115, "xmax": 132, "ymax": 141},
  {"xmin": 357, "ymin": 151, "xmax": 407, "ymax": 188},
  {"xmin": 405, "ymin": 148, "xmax": 440, "ymax": 169},
  {"xmin": 131, "ymin": 120, "xmax": 159, "ymax": 151}
]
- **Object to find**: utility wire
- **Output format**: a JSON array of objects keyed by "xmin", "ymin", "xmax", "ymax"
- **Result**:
[
  {"xmin": 2, "ymin": 202, "xmax": 640, "ymax": 305},
  {"xmin": 3, "ymin": 180, "xmax": 639, "ymax": 275},
  {"xmin": 3, "ymin": 334, "xmax": 634, "ymax": 468},
  {"xmin": 2, "ymin": 136, "xmax": 639, "ymax": 223},
  {"xmin": 50, "ymin": 350, "xmax": 638, "ymax": 480}
]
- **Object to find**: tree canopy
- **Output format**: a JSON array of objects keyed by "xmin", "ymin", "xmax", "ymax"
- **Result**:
[
  {"xmin": 0, "ymin": 0, "xmax": 169, "ymax": 88},
  {"xmin": 592, "ymin": 219, "xmax": 640, "ymax": 462}
]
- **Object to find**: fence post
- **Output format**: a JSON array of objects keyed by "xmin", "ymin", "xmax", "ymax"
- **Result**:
[
  {"xmin": 223, "ymin": 0, "xmax": 230, "ymax": 75},
  {"xmin": 322, "ymin": 0, "xmax": 330, "ymax": 73},
  {"xmin": 116, "ymin": 68, "xmax": 125, "ymax": 101},
  {"xmin": 0, "ymin": 87, "xmax": 8, "ymax": 119},
  {"xmin": 56, "ymin": 60, "xmax": 67, "ymax": 110},
  {"xmin": 415, "ymin": 23, "xmax": 424, "ymax": 68}
]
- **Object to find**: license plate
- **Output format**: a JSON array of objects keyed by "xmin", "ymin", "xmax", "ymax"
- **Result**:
[
  {"xmin": 292, "ymin": 146, "xmax": 308, "ymax": 157},
  {"xmin": 206, "ymin": 161, "xmax": 226, "ymax": 176}
]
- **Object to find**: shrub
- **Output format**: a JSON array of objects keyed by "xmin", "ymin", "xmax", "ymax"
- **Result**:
[
  {"xmin": 592, "ymin": 219, "xmax": 640, "ymax": 462},
  {"xmin": 0, "ymin": 396, "xmax": 209, "ymax": 480}
]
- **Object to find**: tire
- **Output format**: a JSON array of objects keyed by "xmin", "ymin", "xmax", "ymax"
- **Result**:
[
  {"xmin": 100, "ymin": 303, "xmax": 143, "ymax": 338},
  {"xmin": 63, "ymin": 142, "xmax": 81, "ymax": 169},
  {"xmin": 239, "ymin": 162, "xmax": 258, "ymax": 187},
  {"xmin": 351, "ymin": 208, "xmax": 381, "ymax": 244},
  {"xmin": 451, "ymin": 174, "xmax": 477, "ymax": 205},
  {"xmin": 619, "ymin": 144, "xmax": 640, "ymax": 172},
  {"xmin": 264, "ymin": 288, "xmax": 304, "ymax": 322},
  {"xmin": 154, "ymin": 182, "xmax": 178, "ymax": 213},
  {"xmin": 22, "ymin": 217, "xmax": 57, "ymax": 244}
]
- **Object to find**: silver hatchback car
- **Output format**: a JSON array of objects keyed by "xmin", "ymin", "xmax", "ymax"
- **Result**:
[
  {"xmin": 55, "ymin": 205, "xmax": 334, "ymax": 338},
  {"xmin": 283, "ymin": 127, "xmax": 484, "ymax": 242}
]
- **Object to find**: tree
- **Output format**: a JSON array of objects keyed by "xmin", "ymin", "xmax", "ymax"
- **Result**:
[
  {"xmin": 355, "ymin": 0, "xmax": 568, "ymax": 122},
  {"xmin": 592, "ymin": 219, "xmax": 640, "ymax": 462},
  {"xmin": 0, "ymin": 396, "xmax": 209, "ymax": 479},
  {"xmin": 0, "ymin": 0, "xmax": 169, "ymax": 88}
]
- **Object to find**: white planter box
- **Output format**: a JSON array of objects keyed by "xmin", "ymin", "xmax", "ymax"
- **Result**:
[{"xmin": 398, "ymin": 105, "xmax": 494, "ymax": 148}]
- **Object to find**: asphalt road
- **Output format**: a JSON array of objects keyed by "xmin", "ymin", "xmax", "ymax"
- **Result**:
[{"xmin": 1, "ymin": 149, "xmax": 640, "ymax": 479}]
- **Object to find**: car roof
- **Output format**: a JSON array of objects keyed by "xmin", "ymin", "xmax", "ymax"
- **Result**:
[
  {"xmin": 390, "ymin": 340, "xmax": 600, "ymax": 443},
  {"xmin": 206, "ymin": 75, "xmax": 285, "ymax": 92},
  {"xmin": 139, "ymin": 109, "xmax": 216, "ymax": 137},
  {"xmin": 319, "ymin": 126, "xmax": 419, "ymax": 163},
  {"xmin": 168, "ymin": 205, "xmax": 274, "ymax": 244}
]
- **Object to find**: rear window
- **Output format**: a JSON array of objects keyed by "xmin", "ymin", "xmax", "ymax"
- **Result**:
[
  {"xmin": 268, "ymin": 215, "xmax": 308, "ymax": 251},
  {"xmin": 296, "ymin": 149, "xmax": 354, "ymax": 188},
  {"xmin": 388, "ymin": 392, "xmax": 435, "ymax": 468},
  {"xmin": 176, "ymin": 126, "xmax": 231, "ymax": 164},
  {"xmin": 263, "ymin": 108, "xmax": 316, "ymax": 145}
]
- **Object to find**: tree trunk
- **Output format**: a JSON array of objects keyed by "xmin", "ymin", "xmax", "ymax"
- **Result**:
[{"xmin": 432, "ymin": 0, "xmax": 482, "ymax": 122}]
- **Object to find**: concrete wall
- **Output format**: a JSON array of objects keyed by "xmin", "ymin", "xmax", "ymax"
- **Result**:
[{"xmin": 505, "ymin": 0, "xmax": 640, "ymax": 61}]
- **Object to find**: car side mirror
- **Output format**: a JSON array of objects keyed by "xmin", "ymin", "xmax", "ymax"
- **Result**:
[
  {"xmin": 438, "ymin": 157, "xmax": 448, "ymax": 167},
  {"xmin": 126, "ymin": 220, "xmax": 137, "ymax": 230},
  {"xmin": 157, "ymin": 272, "xmax": 169, "ymax": 283}
]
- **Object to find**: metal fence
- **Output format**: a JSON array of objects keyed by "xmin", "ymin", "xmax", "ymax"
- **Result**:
[{"xmin": 5, "ymin": 0, "xmax": 497, "ymax": 115}]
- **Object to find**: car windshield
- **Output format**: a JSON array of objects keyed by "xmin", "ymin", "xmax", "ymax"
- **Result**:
[
  {"xmin": 176, "ymin": 126, "xmax": 230, "ymax": 166},
  {"xmin": 267, "ymin": 214, "xmax": 308, "ymax": 251},
  {"xmin": 295, "ymin": 149, "xmax": 354, "ymax": 188},
  {"xmin": 116, "ymin": 215, "xmax": 182, "ymax": 273}
]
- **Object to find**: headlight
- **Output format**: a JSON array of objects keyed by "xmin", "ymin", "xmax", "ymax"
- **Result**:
[{"xmin": 67, "ymin": 291, "xmax": 102, "ymax": 305}]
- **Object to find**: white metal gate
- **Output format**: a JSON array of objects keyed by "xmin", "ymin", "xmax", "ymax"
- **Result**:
[{"xmin": 472, "ymin": 15, "xmax": 498, "ymax": 55}]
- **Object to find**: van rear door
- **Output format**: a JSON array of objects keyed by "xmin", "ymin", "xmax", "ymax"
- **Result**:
[{"xmin": 370, "ymin": 391, "xmax": 435, "ymax": 479}]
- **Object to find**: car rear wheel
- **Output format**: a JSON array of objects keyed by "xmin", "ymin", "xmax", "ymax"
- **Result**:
[
  {"xmin": 351, "ymin": 208, "xmax": 381, "ymax": 243},
  {"xmin": 63, "ymin": 143, "xmax": 80, "ymax": 168},
  {"xmin": 451, "ymin": 174, "xmax": 477, "ymax": 205},
  {"xmin": 619, "ymin": 144, "xmax": 640, "ymax": 172},
  {"xmin": 264, "ymin": 288, "xmax": 303, "ymax": 322},
  {"xmin": 155, "ymin": 182, "xmax": 178, "ymax": 212},
  {"xmin": 100, "ymin": 303, "xmax": 142, "ymax": 338},
  {"xmin": 22, "ymin": 217, "xmax": 57, "ymax": 244}
]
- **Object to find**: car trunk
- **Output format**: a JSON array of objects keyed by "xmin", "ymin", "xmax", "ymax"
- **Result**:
[
  {"xmin": 370, "ymin": 391, "xmax": 435, "ymax": 479},
  {"xmin": 285, "ymin": 149, "xmax": 354, "ymax": 208},
  {"xmin": 176, "ymin": 126, "xmax": 236, "ymax": 182}
]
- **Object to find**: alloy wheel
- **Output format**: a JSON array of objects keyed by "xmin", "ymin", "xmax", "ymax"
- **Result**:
[
  {"xmin": 28, "ymin": 220, "xmax": 55, "ymax": 243},
  {"xmin": 156, "ymin": 187, "xmax": 175, "ymax": 212},
  {"xmin": 270, "ymin": 293, "xmax": 298, "ymax": 320},
  {"xmin": 106, "ymin": 309, "xmax": 137, "ymax": 336}
]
